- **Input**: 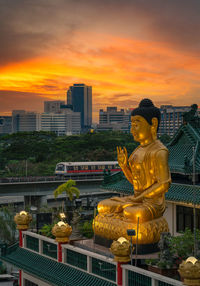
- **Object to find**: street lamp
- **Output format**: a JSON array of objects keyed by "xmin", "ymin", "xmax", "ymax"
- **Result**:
[
  {"xmin": 192, "ymin": 145, "xmax": 197, "ymax": 257},
  {"xmin": 127, "ymin": 229, "xmax": 136, "ymax": 265}
]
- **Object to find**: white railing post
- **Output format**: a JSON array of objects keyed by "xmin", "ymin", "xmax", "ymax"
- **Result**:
[
  {"xmin": 63, "ymin": 247, "xmax": 66, "ymax": 263},
  {"xmin": 22, "ymin": 233, "xmax": 26, "ymax": 248},
  {"xmin": 122, "ymin": 268, "xmax": 128, "ymax": 286},
  {"xmin": 87, "ymin": 256, "xmax": 92, "ymax": 273},
  {"xmin": 39, "ymin": 238, "xmax": 43, "ymax": 255},
  {"xmin": 152, "ymin": 278, "xmax": 158, "ymax": 286}
]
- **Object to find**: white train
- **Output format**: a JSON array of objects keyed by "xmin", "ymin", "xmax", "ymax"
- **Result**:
[{"xmin": 55, "ymin": 161, "xmax": 120, "ymax": 176}]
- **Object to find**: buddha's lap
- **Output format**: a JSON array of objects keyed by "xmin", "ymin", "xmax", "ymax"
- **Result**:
[
  {"xmin": 123, "ymin": 205, "xmax": 154, "ymax": 223},
  {"xmin": 98, "ymin": 198, "xmax": 162, "ymax": 223},
  {"xmin": 98, "ymin": 198, "xmax": 123, "ymax": 213}
]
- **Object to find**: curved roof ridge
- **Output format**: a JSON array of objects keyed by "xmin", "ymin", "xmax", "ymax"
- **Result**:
[
  {"xmin": 167, "ymin": 124, "xmax": 184, "ymax": 147},
  {"xmin": 187, "ymin": 123, "xmax": 200, "ymax": 142},
  {"xmin": 167, "ymin": 123, "xmax": 199, "ymax": 147}
]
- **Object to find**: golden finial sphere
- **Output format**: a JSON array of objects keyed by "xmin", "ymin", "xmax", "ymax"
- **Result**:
[
  {"xmin": 110, "ymin": 237, "xmax": 131, "ymax": 263},
  {"xmin": 52, "ymin": 221, "xmax": 72, "ymax": 243},
  {"xmin": 14, "ymin": 211, "xmax": 32, "ymax": 230},
  {"xmin": 178, "ymin": 257, "xmax": 200, "ymax": 286}
]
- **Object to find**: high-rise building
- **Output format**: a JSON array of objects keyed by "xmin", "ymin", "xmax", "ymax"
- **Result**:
[
  {"xmin": 158, "ymin": 105, "xmax": 191, "ymax": 137},
  {"xmin": 12, "ymin": 110, "xmax": 40, "ymax": 133},
  {"xmin": 97, "ymin": 107, "xmax": 131, "ymax": 132},
  {"xmin": 0, "ymin": 116, "xmax": 12, "ymax": 134},
  {"xmin": 40, "ymin": 109, "xmax": 81, "ymax": 136},
  {"xmin": 67, "ymin": 84, "xmax": 92, "ymax": 131},
  {"xmin": 44, "ymin": 101, "xmax": 65, "ymax": 113}
]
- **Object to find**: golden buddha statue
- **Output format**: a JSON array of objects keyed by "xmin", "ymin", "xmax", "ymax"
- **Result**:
[{"xmin": 94, "ymin": 99, "xmax": 171, "ymax": 250}]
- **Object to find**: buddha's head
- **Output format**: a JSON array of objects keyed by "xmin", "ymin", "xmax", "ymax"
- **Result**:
[{"xmin": 131, "ymin": 99, "xmax": 161, "ymax": 145}]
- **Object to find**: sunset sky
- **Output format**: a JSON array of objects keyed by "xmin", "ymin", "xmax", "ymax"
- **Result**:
[{"xmin": 0, "ymin": 0, "xmax": 200, "ymax": 122}]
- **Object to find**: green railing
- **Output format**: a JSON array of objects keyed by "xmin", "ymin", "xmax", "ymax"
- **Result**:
[
  {"xmin": 66, "ymin": 249, "xmax": 87, "ymax": 270},
  {"xmin": 26, "ymin": 235, "xmax": 39, "ymax": 252},
  {"xmin": 92, "ymin": 257, "xmax": 116, "ymax": 282},
  {"xmin": 43, "ymin": 241, "xmax": 57, "ymax": 259},
  {"xmin": 128, "ymin": 270, "xmax": 151, "ymax": 286}
]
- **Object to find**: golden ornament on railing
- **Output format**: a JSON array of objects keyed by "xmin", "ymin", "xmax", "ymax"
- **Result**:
[
  {"xmin": 14, "ymin": 211, "xmax": 32, "ymax": 230},
  {"xmin": 178, "ymin": 257, "xmax": 200, "ymax": 286},
  {"xmin": 110, "ymin": 237, "xmax": 131, "ymax": 263},
  {"xmin": 52, "ymin": 221, "xmax": 72, "ymax": 243}
]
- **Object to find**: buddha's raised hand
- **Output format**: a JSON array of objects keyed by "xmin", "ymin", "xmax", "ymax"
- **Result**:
[{"xmin": 117, "ymin": 146, "xmax": 128, "ymax": 168}]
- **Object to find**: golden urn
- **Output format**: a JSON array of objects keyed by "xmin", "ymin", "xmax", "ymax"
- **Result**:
[
  {"xmin": 110, "ymin": 237, "xmax": 131, "ymax": 263},
  {"xmin": 14, "ymin": 211, "xmax": 32, "ymax": 230},
  {"xmin": 52, "ymin": 221, "xmax": 72, "ymax": 243},
  {"xmin": 178, "ymin": 257, "xmax": 200, "ymax": 286}
]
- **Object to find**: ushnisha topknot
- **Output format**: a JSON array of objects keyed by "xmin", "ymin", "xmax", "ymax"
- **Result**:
[{"xmin": 131, "ymin": 98, "xmax": 161, "ymax": 128}]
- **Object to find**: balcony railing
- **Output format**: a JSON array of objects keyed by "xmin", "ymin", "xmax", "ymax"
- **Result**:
[{"xmin": 21, "ymin": 231, "xmax": 183, "ymax": 286}]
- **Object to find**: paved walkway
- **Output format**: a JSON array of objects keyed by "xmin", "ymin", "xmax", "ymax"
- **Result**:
[{"xmin": 73, "ymin": 238, "xmax": 159, "ymax": 259}]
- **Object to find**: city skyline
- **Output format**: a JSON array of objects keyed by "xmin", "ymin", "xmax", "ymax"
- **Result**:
[{"xmin": 0, "ymin": 0, "xmax": 200, "ymax": 122}]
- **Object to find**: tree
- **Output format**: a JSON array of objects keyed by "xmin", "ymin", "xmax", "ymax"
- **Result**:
[
  {"xmin": 0, "ymin": 206, "xmax": 17, "ymax": 245},
  {"xmin": 53, "ymin": 180, "xmax": 80, "ymax": 223}
]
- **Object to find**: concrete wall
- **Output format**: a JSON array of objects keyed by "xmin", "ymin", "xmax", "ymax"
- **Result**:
[{"xmin": 164, "ymin": 201, "xmax": 176, "ymax": 235}]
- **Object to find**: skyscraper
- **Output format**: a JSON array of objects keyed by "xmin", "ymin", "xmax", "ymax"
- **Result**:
[{"xmin": 67, "ymin": 84, "xmax": 92, "ymax": 131}]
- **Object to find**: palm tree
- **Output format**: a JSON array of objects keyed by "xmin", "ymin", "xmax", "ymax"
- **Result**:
[{"xmin": 53, "ymin": 180, "xmax": 80, "ymax": 223}]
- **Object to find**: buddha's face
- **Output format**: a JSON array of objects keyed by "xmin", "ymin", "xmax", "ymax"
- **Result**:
[{"xmin": 131, "ymin": 115, "xmax": 153, "ymax": 144}]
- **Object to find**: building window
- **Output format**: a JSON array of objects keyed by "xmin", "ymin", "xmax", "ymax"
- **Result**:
[
  {"xmin": 25, "ymin": 279, "xmax": 38, "ymax": 286},
  {"xmin": 176, "ymin": 205, "xmax": 200, "ymax": 232}
]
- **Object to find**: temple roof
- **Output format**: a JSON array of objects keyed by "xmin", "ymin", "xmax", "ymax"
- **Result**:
[
  {"xmin": 167, "ymin": 120, "xmax": 200, "ymax": 174},
  {"xmin": 102, "ymin": 172, "xmax": 200, "ymax": 205},
  {"xmin": 0, "ymin": 244, "xmax": 115, "ymax": 286}
]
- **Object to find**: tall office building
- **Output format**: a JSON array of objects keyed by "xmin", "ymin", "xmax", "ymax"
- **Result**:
[
  {"xmin": 44, "ymin": 101, "xmax": 65, "ymax": 113},
  {"xmin": 67, "ymin": 84, "xmax": 92, "ymax": 131},
  {"xmin": 158, "ymin": 105, "xmax": 191, "ymax": 137},
  {"xmin": 97, "ymin": 107, "xmax": 131, "ymax": 132}
]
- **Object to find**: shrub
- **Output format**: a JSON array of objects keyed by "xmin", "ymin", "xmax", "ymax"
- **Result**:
[
  {"xmin": 169, "ymin": 228, "xmax": 200, "ymax": 261},
  {"xmin": 39, "ymin": 223, "xmax": 55, "ymax": 238},
  {"xmin": 79, "ymin": 220, "xmax": 94, "ymax": 238}
]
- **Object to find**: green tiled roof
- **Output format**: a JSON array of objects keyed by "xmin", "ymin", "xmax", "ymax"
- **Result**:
[
  {"xmin": 0, "ymin": 244, "xmax": 116, "ymax": 286},
  {"xmin": 166, "ymin": 183, "xmax": 200, "ymax": 204},
  {"xmin": 167, "ymin": 122, "xmax": 200, "ymax": 174},
  {"xmin": 102, "ymin": 172, "xmax": 200, "ymax": 205}
]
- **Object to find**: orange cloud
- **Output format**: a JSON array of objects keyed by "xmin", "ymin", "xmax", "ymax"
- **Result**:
[{"xmin": 1, "ymin": 31, "xmax": 200, "ymax": 122}]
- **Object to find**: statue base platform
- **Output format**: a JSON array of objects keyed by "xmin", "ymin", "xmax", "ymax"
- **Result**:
[
  {"xmin": 94, "ymin": 214, "xmax": 169, "ymax": 245},
  {"xmin": 94, "ymin": 235, "xmax": 159, "ymax": 254}
]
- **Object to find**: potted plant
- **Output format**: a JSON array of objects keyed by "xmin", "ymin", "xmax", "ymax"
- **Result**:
[
  {"xmin": 170, "ymin": 228, "xmax": 200, "ymax": 266},
  {"xmin": 146, "ymin": 229, "xmax": 200, "ymax": 280},
  {"xmin": 146, "ymin": 233, "xmax": 178, "ymax": 278}
]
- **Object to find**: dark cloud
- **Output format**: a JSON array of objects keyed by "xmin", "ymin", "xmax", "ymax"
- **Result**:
[
  {"xmin": 110, "ymin": 93, "xmax": 133, "ymax": 99},
  {"xmin": 0, "ymin": 27, "xmax": 51, "ymax": 66},
  {"xmin": 0, "ymin": 0, "xmax": 79, "ymax": 66},
  {"xmin": 133, "ymin": 0, "xmax": 200, "ymax": 53},
  {"xmin": 0, "ymin": 90, "xmax": 53, "ymax": 113},
  {"xmin": 1, "ymin": 0, "xmax": 200, "ymax": 66}
]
